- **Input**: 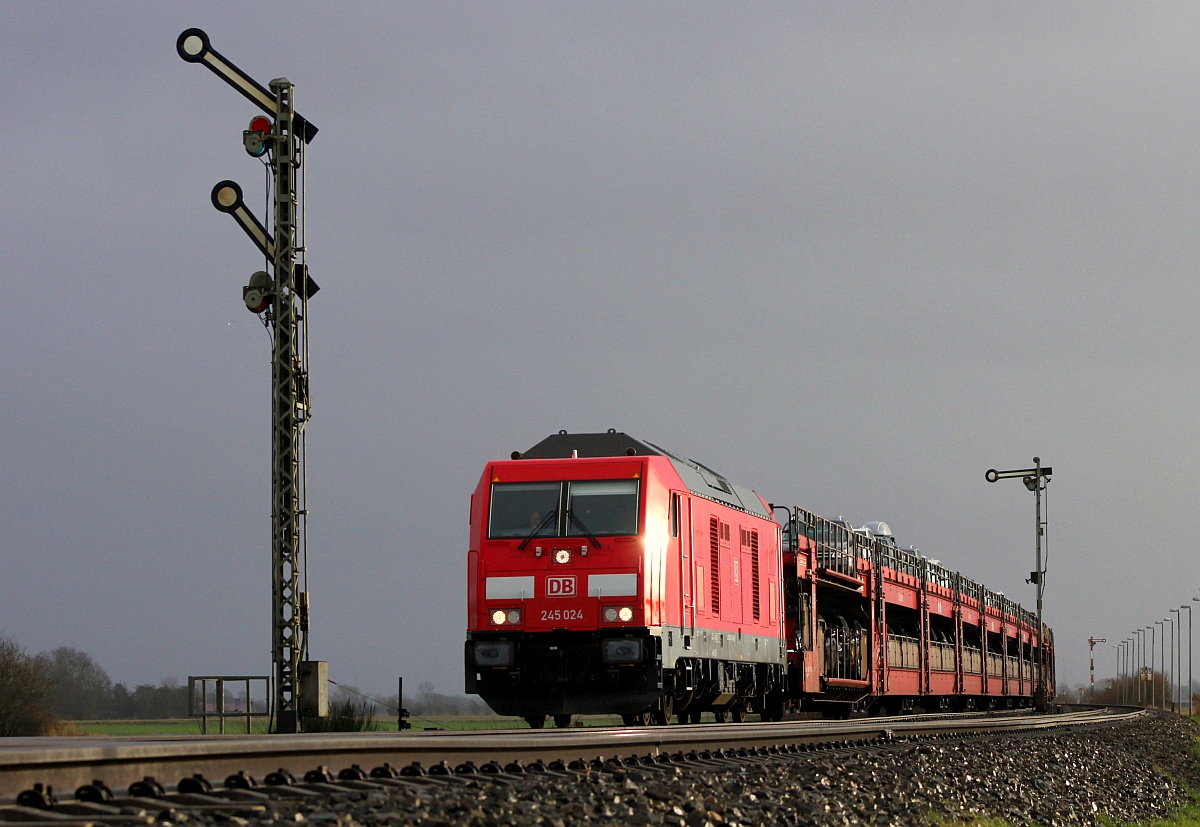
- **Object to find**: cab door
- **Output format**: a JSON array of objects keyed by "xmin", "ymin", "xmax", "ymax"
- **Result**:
[{"xmin": 674, "ymin": 492, "xmax": 695, "ymax": 636}]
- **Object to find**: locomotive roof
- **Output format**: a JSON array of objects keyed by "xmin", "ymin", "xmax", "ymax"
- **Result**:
[{"xmin": 519, "ymin": 431, "xmax": 771, "ymax": 520}]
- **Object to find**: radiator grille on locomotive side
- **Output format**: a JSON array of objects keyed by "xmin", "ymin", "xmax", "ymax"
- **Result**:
[
  {"xmin": 709, "ymin": 517, "xmax": 721, "ymax": 615},
  {"xmin": 751, "ymin": 530, "xmax": 761, "ymax": 621}
]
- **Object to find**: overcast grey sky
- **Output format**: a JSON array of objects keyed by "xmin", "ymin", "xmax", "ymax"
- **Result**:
[{"xmin": 2, "ymin": 3, "xmax": 1197, "ymax": 699}]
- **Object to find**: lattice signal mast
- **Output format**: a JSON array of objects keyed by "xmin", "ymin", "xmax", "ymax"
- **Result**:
[
  {"xmin": 1088, "ymin": 637, "xmax": 1106, "ymax": 700},
  {"xmin": 177, "ymin": 28, "xmax": 325, "ymax": 733}
]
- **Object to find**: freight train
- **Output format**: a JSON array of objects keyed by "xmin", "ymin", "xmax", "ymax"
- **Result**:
[{"xmin": 464, "ymin": 431, "xmax": 1054, "ymax": 727}]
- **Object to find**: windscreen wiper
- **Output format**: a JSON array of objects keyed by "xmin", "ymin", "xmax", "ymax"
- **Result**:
[
  {"xmin": 518, "ymin": 509, "xmax": 557, "ymax": 550},
  {"xmin": 566, "ymin": 510, "xmax": 603, "ymax": 549}
]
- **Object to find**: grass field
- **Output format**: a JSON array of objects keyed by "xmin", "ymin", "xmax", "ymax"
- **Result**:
[
  {"xmin": 67, "ymin": 719, "xmax": 266, "ymax": 736},
  {"xmin": 65, "ymin": 714, "xmax": 628, "ymax": 736}
]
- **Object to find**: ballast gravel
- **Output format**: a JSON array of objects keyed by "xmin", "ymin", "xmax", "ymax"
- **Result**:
[{"xmin": 164, "ymin": 712, "xmax": 1200, "ymax": 827}]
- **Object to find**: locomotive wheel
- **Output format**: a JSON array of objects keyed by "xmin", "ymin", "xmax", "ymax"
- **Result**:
[
  {"xmin": 729, "ymin": 705, "xmax": 745, "ymax": 723},
  {"xmin": 621, "ymin": 710, "xmax": 654, "ymax": 726},
  {"xmin": 523, "ymin": 715, "xmax": 546, "ymax": 729},
  {"xmin": 553, "ymin": 714, "xmax": 573, "ymax": 728},
  {"xmin": 651, "ymin": 693, "xmax": 674, "ymax": 726},
  {"xmin": 713, "ymin": 709, "xmax": 729, "ymax": 723}
]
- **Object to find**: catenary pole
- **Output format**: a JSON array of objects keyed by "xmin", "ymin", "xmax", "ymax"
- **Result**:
[
  {"xmin": 1185, "ymin": 603, "xmax": 1195, "ymax": 715},
  {"xmin": 1149, "ymin": 625, "xmax": 1157, "ymax": 708},
  {"xmin": 1171, "ymin": 609, "xmax": 1180, "ymax": 712},
  {"xmin": 1136, "ymin": 629, "xmax": 1144, "ymax": 705}
]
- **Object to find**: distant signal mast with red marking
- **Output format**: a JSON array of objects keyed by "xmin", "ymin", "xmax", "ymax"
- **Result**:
[{"xmin": 1089, "ymin": 637, "xmax": 1107, "ymax": 699}]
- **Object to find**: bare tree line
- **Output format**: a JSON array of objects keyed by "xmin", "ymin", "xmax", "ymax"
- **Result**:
[
  {"xmin": 1, "ymin": 635, "xmax": 492, "ymax": 736},
  {"xmin": 0, "ymin": 637, "xmax": 192, "ymax": 734}
]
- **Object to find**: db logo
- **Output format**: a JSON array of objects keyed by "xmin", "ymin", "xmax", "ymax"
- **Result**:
[{"xmin": 546, "ymin": 576, "xmax": 576, "ymax": 598}]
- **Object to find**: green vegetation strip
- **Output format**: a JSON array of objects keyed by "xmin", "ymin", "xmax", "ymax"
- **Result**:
[{"xmin": 65, "ymin": 714, "xmax": 632, "ymax": 736}]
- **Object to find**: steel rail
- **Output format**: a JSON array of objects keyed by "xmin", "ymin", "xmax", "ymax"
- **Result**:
[{"xmin": 0, "ymin": 707, "xmax": 1142, "ymax": 798}]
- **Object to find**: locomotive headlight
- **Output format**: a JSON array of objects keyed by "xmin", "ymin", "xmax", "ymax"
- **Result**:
[
  {"xmin": 602, "ymin": 605, "xmax": 635, "ymax": 623},
  {"xmin": 490, "ymin": 608, "xmax": 522, "ymax": 626},
  {"xmin": 553, "ymin": 548, "xmax": 572, "ymax": 565}
]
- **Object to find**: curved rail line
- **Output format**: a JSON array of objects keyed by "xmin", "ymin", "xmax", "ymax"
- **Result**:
[{"xmin": 0, "ymin": 706, "xmax": 1140, "ymax": 802}]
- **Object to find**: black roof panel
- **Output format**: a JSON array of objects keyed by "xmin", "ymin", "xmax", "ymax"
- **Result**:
[{"xmin": 521, "ymin": 431, "xmax": 658, "ymax": 459}]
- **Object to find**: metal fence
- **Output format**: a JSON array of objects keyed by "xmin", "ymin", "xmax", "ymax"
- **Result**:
[{"xmin": 188, "ymin": 675, "xmax": 270, "ymax": 734}]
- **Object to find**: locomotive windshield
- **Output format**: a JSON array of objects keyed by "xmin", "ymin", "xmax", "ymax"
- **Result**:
[
  {"xmin": 565, "ymin": 480, "xmax": 638, "ymax": 537},
  {"xmin": 488, "ymin": 482, "xmax": 561, "ymax": 539},
  {"xmin": 489, "ymin": 479, "xmax": 639, "ymax": 539}
]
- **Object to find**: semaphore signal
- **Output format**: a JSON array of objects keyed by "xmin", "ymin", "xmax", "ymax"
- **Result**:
[{"xmin": 178, "ymin": 28, "xmax": 326, "ymax": 733}]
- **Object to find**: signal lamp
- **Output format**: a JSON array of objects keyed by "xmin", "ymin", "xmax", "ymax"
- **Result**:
[
  {"xmin": 243, "ymin": 116, "xmax": 272, "ymax": 157},
  {"xmin": 243, "ymin": 287, "xmax": 268, "ymax": 313},
  {"xmin": 553, "ymin": 549, "xmax": 572, "ymax": 565},
  {"xmin": 243, "ymin": 270, "xmax": 273, "ymax": 313}
]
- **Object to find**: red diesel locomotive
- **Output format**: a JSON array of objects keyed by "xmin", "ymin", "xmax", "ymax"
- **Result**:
[{"xmin": 464, "ymin": 431, "xmax": 1054, "ymax": 726}]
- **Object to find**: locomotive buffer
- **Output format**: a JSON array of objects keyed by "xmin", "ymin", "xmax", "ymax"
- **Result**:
[{"xmin": 178, "ymin": 28, "xmax": 326, "ymax": 733}]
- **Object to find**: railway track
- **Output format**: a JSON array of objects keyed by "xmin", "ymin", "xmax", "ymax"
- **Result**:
[{"xmin": 0, "ymin": 705, "xmax": 1141, "ymax": 824}]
